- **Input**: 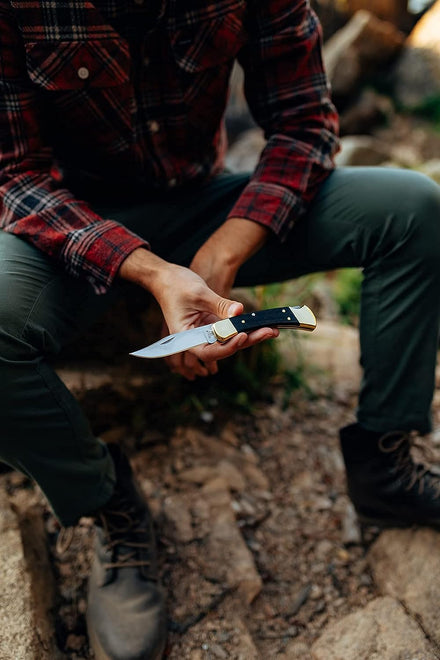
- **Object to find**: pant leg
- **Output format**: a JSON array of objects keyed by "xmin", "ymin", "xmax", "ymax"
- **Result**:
[
  {"xmin": 3, "ymin": 167, "xmax": 439, "ymax": 526},
  {"xmin": 0, "ymin": 232, "xmax": 116, "ymax": 525},
  {"xmin": 0, "ymin": 173, "xmax": 252, "ymax": 525},
  {"xmin": 237, "ymin": 167, "xmax": 440, "ymax": 434}
]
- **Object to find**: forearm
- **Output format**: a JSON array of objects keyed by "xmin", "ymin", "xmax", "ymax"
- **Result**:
[
  {"xmin": 190, "ymin": 217, "xmax": 270, "ymax": 293},
  {"xmin": 232, "ymin": 0, "xmax": 339, "ymax": 240},
  {"xmin": 118, "ymin": 247, "xmax": 168, "ymax": 296}
]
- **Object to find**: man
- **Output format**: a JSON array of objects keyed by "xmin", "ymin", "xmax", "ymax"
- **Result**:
[{"xmin": 1, "ymin": 0, "xmax": 440, "ymax": 658}]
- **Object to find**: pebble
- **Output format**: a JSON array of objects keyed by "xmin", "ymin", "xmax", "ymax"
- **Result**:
[
  {"xmin": 210, "ymin": 643, "xmax": 228, "ymax": 658},
  {"xmin": 65, "ymin": 634, "xmax": 85, "ymax": 652},
  {"xmin": 341, "ymin": 501, "xmax": 362, "ymax": 545}
]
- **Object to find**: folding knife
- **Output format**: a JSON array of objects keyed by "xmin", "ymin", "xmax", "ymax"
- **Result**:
[{"xmin": 130, "ymin": 305, "xmax": 316, "ymax": 359}]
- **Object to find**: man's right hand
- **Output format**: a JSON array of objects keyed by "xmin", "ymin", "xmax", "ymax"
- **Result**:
[{"xmin": 118, "ymin": 248, "xmax": 278, "ymax": 380}]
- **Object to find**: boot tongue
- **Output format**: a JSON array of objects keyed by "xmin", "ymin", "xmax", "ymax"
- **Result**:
[
  {"xmin": 98, "ymin": 444, "xmax": 158, "ymax": 580},
  {"xmin": 98, "ymin": 498, "xmax": 157, "ymax": 582}
]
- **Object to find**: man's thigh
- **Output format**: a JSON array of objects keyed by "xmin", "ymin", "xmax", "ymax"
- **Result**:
[
  {"xmin": 0, "ymin": 231, "xmax": 116, "ymax": 359},
  {"xmin": 237, "ymin": 166, "xmax": 439, "ymax": 286},
  {"xmin": 96, "ymin": 166, "xmax": 435, "ymax": 289}
]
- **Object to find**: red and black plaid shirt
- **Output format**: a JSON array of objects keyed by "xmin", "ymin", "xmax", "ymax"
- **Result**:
[{"xmin": 0, "ymin": 0, "xmax": 339, "ymax": 293}]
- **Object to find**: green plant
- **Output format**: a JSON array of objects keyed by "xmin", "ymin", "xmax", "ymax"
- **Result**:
[{"xmin": 333, "ymin": 268, "xmax": 362, "ymax": 326}]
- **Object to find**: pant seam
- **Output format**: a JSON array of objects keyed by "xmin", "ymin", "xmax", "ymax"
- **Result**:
[{"xmin": 19, "ymin": 275, "xmax": 59, "ymax": 342}]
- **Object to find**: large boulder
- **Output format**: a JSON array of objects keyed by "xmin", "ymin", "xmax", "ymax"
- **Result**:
[
  {"xmin": 368, "ymin": 528, "xmax": 440, "ymax": 647},
  {"xmin": 311, "ymin": 596, "xmax": 436, "ymax": 659},
  {"xmin": 0, "ymin": 484, "xmax": 60, "ymax": 660},
  {"xmin": 394, "ymin": 0, "xmax": 440, "ymax": 109},
  {"xmin": 343, "ymin": 0, "xmax": 412, "ymax": 30},
  {"xmin": 323, "ymin": 10, "xmax": 405, "ymax": 104},
  {"xmin": 334, "ymin": 135, "xmax": 392, "ymax": 166}
]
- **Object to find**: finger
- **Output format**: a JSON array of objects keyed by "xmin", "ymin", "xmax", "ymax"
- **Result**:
[
  {"xmin": 182, "ymin": 351, "xmax": 209, "ymax": 378},
  {"xmin": 241, "ymin": 327, "xmax": 280, "ymax": 349},
  {"xmin": 165, "ymin": 352, "xmax": 183, "ymax": 374},
  {"xmin": 194, "ymin": 327, "xmax": 278, "ymax": 362},
  {"xmin": 204, "ymin": 292, "xmax": 243, "ymax": 323},
  {"xmin": 167, "ymin": 350, "xmax": 209, "ymax": 380},
  {"xmin": 204, "ymin": 359, "xmax": 219, "ymax": 375}
]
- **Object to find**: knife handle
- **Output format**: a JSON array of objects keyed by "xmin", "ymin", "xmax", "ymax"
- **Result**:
[{"xmin": 212, "ymin": 305, "xmax": 316, "ymax": 342}]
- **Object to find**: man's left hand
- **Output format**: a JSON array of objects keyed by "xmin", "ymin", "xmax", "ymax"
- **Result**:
[{"xmin": 165, "ymin": 217, "xmax": 271, "ymax": 379}]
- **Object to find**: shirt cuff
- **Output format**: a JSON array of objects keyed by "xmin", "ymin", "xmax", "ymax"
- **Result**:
[
  {"xmin": 226, "ymin": 180, "xmax": 306, "ymax": 242},
  {"xmin": 61, "ymin": 219, "xmax": 149, "ymax": 294}
]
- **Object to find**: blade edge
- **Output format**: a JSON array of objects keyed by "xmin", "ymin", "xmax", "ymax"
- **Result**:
[{"xmin": 130, "ymin": 324, "xmax": 215, "ymax": 358}]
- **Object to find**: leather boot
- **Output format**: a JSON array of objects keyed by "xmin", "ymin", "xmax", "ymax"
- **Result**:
[
  {"xmin": 86, "ymin": 444, "xmax": 167, "ymax": 660},
  {"xmin": 340, "ymin": 423, "xmax": 440, "ymax": 528}
]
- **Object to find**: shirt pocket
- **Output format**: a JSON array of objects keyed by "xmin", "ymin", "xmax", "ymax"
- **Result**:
[
  {"xmin": 168, "ymin": 4, "xmax": 246, "ymax": 74},
  {"xmin": 24, "ymin": 38, "xmax": 131, "ymax": 91}
]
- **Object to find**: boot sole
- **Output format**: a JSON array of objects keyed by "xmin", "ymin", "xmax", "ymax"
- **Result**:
[{"xmin": 87, "ymin": 616, "xmax": 166, "ymax": 660}]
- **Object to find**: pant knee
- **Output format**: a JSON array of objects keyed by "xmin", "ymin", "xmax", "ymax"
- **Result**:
[
  {"xmin": 378, "ymin": 171, "xmax": 440, "ymax": 268},
  {"xmin": 0, "ymin": 272, "xmax": 47, "ymax": 360}
]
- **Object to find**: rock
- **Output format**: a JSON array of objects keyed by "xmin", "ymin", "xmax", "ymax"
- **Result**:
[
  {"xmin": 200, "ymin": 479, "xmax": 263, "ymax": 604},
  {"xmin": 311, "ymin": 1, "xmax": 348, "ymax": 41},
  {"xmin": 168, "ymin": 613, "xmax": 259, "ymax": 660},
  {"xmin": 241, "ymin": 462, "xmax": 270, "ymax": 491},
  {"xmin": 65, "ymin": 634, "xmax": 86, "ymax": 652},
  {"xmin": 225, "ymin": 62, "xmax": 256, "ymax": 143},
  {"xmin": 281, "ymin": 641, "xmax": 312, "ymax": 659},
  {"xmin": 0, "ymin": 484, "xmax": 60, "ymax": 659},
  {"xmin": 178, "ymin": 461, "xmax": 246, "ymax": 492},
  {"xmin": 311, "ymin": 596, "xmax": 436, "ymax": 659},
  {"xmin": 340, "ymin": 499, "xmax": 363, "ymax": 545},
  {"xmin": 339, "ymin": 89, "xmax": 394, "ymax": 136},
  {"xmin": 368, "ymin": 528, "xmax": 440, "ymax": 645},
  {"xmin": 178, "ymin": 466, "xmax": 218, "ymax": 485},
  {"xmin": 343, "ymin": 0, "xmax": 412, "ymax": 29},
  {"xmin": 225, "ymin": 128, "xmax": 266, "ymax": 173},
  {"xmin": 323, "ymin": 10, "xmax": 405, "ymax": 103},
  {"xmin": 162, "ymin": 494, "xmax": 195, "ymax": 543},
  {"xmin": 394, "ymin": 0, "xmax": 440, "ymax": 109},
  {"xmin": 217, "ymin": 460, "xmax": 247, "ymax": 492},
  {"xmin": 334, "ymin": 135, "xmax": 392, "ymax": 166}
]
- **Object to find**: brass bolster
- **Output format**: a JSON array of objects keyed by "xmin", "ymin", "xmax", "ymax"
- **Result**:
[
  {"xmin": 290, "ymin": 305, "xmax": 317, "ymax": 331},
  {"xmin": 212, "ymin": 318, "xmax": 238, "ymax": 342}
]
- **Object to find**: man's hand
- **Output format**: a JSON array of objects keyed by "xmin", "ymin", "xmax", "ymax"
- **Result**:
[
  {"xmin": 118, "ymin": 247, "xmax": 278, "ymax": 380},
  {"xmin": 175, "ymin": 217, "xmax": 272, "ymax": 377}
]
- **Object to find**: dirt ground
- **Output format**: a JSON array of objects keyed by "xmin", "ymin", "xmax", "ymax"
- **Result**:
[{"xmin": 4, "ymin": 341, "xmax": 397, "ymax": 659}]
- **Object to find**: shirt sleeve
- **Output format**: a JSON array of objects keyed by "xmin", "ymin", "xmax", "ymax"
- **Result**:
[
  {"xmin": 229, "ymin": 0, "xmax": 340, "ymax": 240},
  {"xmin": 0, "ymin": 3, "xmax": 148, "ymax": 294}
]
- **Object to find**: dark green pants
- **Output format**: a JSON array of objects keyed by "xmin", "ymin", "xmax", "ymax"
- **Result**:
[{"xmin": 1, "ymin": 168, "xmax": 440, "ymax": 525}]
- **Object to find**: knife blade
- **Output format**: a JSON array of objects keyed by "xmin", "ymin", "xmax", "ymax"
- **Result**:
[{"xmin": 130, "ymin": 305, "xmax": 316, "ymax": 359}]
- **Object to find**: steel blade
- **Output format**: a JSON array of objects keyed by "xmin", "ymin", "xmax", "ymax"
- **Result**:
[{"xmin": 130, "ymin": 324, "xmax": 217, "ymax": 358}]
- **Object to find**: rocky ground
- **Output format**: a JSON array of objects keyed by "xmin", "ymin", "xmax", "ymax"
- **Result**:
[
  {"xmin": 4, "ymin": 3, "xmax": 440, "ymax": 658},
  {"xmin": 2, "ymin": 321, "xmax": 440, "ymax": 660}
]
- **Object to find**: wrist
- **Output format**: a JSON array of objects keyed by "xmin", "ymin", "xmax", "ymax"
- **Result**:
[
  {"xmin": 191, "ymin": 217, "xmax": 269, "ymax": 278},
  {"xmin": 118, "ymin": 248, "xmax": 170, "ymax": 296}
]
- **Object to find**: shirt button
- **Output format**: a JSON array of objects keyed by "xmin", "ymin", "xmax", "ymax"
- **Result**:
[
  {"xmin": 77, "ymin": 66, "xmax": 90, "ymax": 80},
  {"xmin": 143, "ymin": 56, "xmax": 150, "ymax": 67},
  {"xmin": 134, "ymin": 0, "xmax": 144, "ymax": 5},
  {"xmin": 168, "ymin": 178, "xmax": 177, "ymax": 188},
  {"xmin": 147, "ymin": 120, "xmax": 160, "ymax": 134}
]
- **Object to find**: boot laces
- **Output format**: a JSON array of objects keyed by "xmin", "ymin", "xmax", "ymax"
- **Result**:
[
  {"xmin": 99, "ymin": 496, "xmax": 153, "ymax": 571},
  {"xmin": 378, "ymin": 431, "xmax": 440, "ymax": 497}
]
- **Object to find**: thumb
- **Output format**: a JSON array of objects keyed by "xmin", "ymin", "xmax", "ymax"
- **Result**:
[{"xmin": 211, "ymin": 293, "xmax": 243, "ymax": 319}]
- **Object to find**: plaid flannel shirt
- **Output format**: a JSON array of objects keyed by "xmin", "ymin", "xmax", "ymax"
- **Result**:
[{"xmin": 0, "ymin": 0, "xmax": 339, "ymax": 293}]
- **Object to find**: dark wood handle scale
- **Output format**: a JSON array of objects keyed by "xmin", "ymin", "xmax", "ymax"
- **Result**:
[{"xmin": 211, "ymin": 305, "xmax": 316, "ymax": 342}]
